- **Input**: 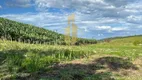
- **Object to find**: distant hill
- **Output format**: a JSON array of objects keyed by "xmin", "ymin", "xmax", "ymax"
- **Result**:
[
  {"xmin": 0, "ymin": 17, "xmax": 97, "ymax": 45},
  {"xmin": 99, "ymin": 35, "xmax": 142, "ymax": 44}
]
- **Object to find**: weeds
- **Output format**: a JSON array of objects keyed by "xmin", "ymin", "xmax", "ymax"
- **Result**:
[{"xmin": 0, "ymin": 37, "xmax": 142, "ymax": 80}]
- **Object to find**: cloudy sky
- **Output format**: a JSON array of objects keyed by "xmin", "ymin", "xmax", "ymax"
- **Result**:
[{"xmin": 0, "ymin": 0, "xmax": 142, "ymax": 39}]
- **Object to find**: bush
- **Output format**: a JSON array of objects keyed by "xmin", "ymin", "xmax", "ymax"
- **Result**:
[
  {"xmin": 6, "ymin": 53, "xmax": 24, "ymax": 73},
  {"xmin": 22, "ymin": 52, "xmax": 43, "ymax": 73},
  {"xmin": 133, "ymin": 40, "xmax": 141, "ymax": 46}
]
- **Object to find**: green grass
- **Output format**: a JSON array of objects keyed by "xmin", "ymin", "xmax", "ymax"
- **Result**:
[{"xmin": 0, "ymin": 35, "xmax": 142, "ymax": 80}]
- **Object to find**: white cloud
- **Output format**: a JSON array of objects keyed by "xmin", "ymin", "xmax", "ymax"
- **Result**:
[
  {"xmin": 96, "ymin": 26, "xmax": 111, "ymax": 30},
  {"xmin": 6, "ymin": 0, "xmax": 32, "ymax": 8},
  {"xmin": 98, "ymin": 34, "xmax": 104, "ymax": 36},
  {"xmin": 0, "ymin": 12, "xmax": 68, "ymax": 30},
  {"xmin": 127, "ymin": 15, "xmax": 142, "ymax": 24},
  {"xmin": 1, "ymin": 0, "xmax": 142, "ymax": 39},
  {"xmin": 111, "ymin": 27, "xmax": 128, "ymax": 31},
  {"xmin": 94, "ymin": 26, "xmax": 128, "ymax": 32},
  {"xmin": 34, "ymin": 0, "xmax": 109, "ymax": 13},
  {"xmin": 104, "ymin": 0, "xmax": 136, "ymax": 7},
  {"xmin": 0, "ymin": 5, "xmax": 2, "ymax": 9}
]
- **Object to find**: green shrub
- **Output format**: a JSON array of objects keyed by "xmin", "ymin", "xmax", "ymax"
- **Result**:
[
  {"xmin": 22, "ymin": 52, "xmax": 43, "ymax": 73},
  {"xmin": 6, "ymin": 53, "xmax": 24, "ymax": 73},
  {"xmin": 133, "ymin": 40, "xmax": 141, "ymax": 46}
]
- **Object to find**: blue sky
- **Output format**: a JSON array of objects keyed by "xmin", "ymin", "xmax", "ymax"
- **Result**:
[{"xmin": 0, "ymin": 0, "xmax": 142, "ymax": 39}]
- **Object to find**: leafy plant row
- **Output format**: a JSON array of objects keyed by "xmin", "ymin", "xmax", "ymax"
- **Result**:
[{"xmin": 0, "ymin": 17, "xmax": 97, "ymax": 45}]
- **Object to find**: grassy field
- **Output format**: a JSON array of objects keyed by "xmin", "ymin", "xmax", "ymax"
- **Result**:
[{"xmin": 0, "ymin": 36, "xmax": 142, "ymax": 80}]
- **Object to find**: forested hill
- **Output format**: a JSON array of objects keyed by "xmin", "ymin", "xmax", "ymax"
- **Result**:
[{"xmin": 0, "ymin": 17, "xmax": 97, "ymax": 45}]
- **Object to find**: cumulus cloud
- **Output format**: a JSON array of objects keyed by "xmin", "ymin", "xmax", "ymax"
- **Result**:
[
  {"xmin": 104, "ymin": 0, "xmax": 136, "ymax": 7},
  {"xmin": 34, "ymin": 0, "xmax": 136, "ymax": 9},
  {"xmin": 35, "ymin": 0, "xmax": 109, "ymax": 14},
  {"xmin": 94, "ymin": 26, "xmax": 128, "ymax": 32},
  {"xmin": 96, "ymin": 26, "xmax": 111, "ymax": 30},
  {"xmin": 127, "ymin": 15, "xmax": 142, "ymax": 24},
  {"xmin": 0, "ymin": 0, "xmax": 142, "ymax": 39},
  {"xmin": 6, "ymin": 0, "xmax": 32, "ymax": 8},
  {"xmin": 33, "ymin": 0, "xmax": 141, "ymax": 24}
]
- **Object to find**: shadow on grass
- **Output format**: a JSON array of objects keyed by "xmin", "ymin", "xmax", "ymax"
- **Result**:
[
  {"xmin": 38, "ymin": 56, "xmax": 138, "ymax": 80},
  {"xmin": 0, "ymin": 48, "xmax": 72, "ymax": 64},
  {"xmin": 94, "ymin": 57, "xmax": 138, "ymax": 71},
  {"xmin": 0, "ymin": 48, "xmax": 87, "ymax": 58},
  {"xmin": 0, "ymin": 49, "xmax": 139, "ymax": 80},
  {"xmin": 0, "ymin": 52, "xmax": 6, "ymax": 65},
  {"xmin": 0, "ymin": 49, "xmax": 27, "ymax": 65}
]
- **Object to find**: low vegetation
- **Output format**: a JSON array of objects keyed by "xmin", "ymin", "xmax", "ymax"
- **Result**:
[{"xmin": 0, "ymin": 35, "xmax": 142, "ymax": 80}]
